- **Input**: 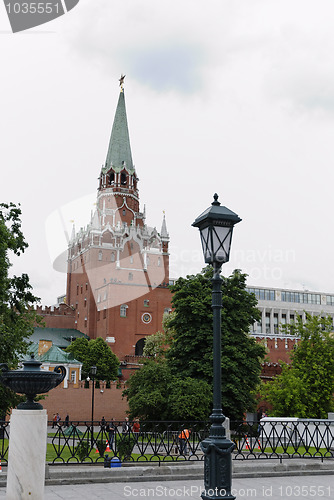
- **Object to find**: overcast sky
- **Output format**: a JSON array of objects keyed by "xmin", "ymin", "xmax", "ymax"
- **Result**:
[{"xmin": 1, "ymin": 0, "xmax": 334, "ymax": 305}]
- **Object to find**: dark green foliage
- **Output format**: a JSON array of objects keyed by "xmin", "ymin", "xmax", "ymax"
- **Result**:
[
  {"xmin": 124, "ymin": 359, "xmax": 212, "ymax": 421},
  {"xmin": 96, "ymin": 438, "xmax": 106, "ymax": 456},
  {"xmin": 116, "ymin": 436, "xmax": 135, "ymax": 461},
  {"xmin": 66, "ymin": 337, "xmax": 119, "ymax": 382},
  {"xmin": 166, "ymin": 267, "xmax": 266, "ymax": 421},
  {"xmin": 0, "ymin": 203, "xmax": 41, "ymax": 416},
  {"xmin": 74, "ymin": 441, "xmax": 90, "ymax": 461},
  {"xmin": 263, "ymin": 314, "xmax": 334, "ymax": 418},
  {"xmin": 125, "ymin": 267, "xmax": 265, "ymax": 422}
]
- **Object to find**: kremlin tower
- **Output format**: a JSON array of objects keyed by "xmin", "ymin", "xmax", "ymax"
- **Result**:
[{"xmin": 65, "ymin": 78, "xmax": 172, "ymax": 361}]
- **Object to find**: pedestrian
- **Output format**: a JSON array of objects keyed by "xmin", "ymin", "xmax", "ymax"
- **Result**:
[
  {"xmin": 132, "ymin": 418, "xmax": 140, "ymax": 436},
  {"xmin": 64, "ymin": 415, "xmax": 69, "ymax": 427},
  {"xmin": 122, "ymin": 416, "xmax": 130, "ymax": 434},
  {"xmin": 52, "ymin": 414, "xmax": 57, "ymax": 429},
  {"xmin": 106, "ymin": 418, "xmax": 116, "ymax": 448},
  {"xmin": 101, "ymin": 416, "xmax": 106, "ymax": 430},
  {"xmin": 56, "ymin": 413, "xmax": 61, "ymax": 426},
  {"xmin": 178, "ymin": 428, "xmax": 190, "ymax": 455}
]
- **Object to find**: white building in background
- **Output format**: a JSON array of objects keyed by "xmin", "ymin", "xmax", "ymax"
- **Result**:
[
  {"xmin": 245, "ymin": 286, "xmax": 334, "ymax": 370},
  {"xmin": 247, "ymin": 286, "xmax": 334, "ymax": 335}
]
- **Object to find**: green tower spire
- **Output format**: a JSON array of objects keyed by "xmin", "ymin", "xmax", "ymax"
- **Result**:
[{"xmin": 103, "ymin": 88, "xmax": 134, "ymax": 174}]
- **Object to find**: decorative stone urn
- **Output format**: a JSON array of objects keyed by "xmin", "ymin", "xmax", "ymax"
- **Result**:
[{"xmin": 0, "ymin": 354, "xmax": 66, "ymax": 409}]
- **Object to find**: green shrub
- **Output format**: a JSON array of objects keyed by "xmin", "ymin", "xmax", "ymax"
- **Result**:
[
  {"xmin": 96, "ymin": 439, "xmax": 106, "ymax": 456},
  {"xmin": 116, "ymin": 436, "xmax": 135, "ymax": 461},
  {"xmin": 75, "ymin": 441, "xmax": 90, "ymax": 461}
]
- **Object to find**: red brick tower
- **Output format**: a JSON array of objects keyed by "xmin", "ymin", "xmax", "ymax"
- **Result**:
[{"xmin": 66, "ymin": 81, "xmax": 172, "ymax": 361}]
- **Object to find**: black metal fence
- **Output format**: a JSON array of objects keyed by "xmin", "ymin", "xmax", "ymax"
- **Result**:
[{"xmin": 1, "ymin": 418, "xmax": 334, "ymax": 464}]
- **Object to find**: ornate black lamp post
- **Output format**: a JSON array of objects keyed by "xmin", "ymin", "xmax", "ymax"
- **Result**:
[
  {"xmin": 192, "ymin": 193, "xmax": 241, "ymax": 500},
  {"xmin": 90, "ymin": 365, "xmax": 97, "ymax": 448}
]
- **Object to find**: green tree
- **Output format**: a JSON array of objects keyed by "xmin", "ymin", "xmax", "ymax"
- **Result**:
[
  {"xmin": 166, "ymin": 267, "xmax": 266, "ymax": 421},
  {"xmin": 263, "ymin": 314, "xmax": 334, "ymax": 418},
  {"xmin": 124, "ymin": 359, "xmax": 212, "ymax": 421},
  {"xmin": 124, "ymin": 359, "xmax": 171, "ymax": 420},
  {"xmin": 0, "ymin": 203, "xmax": 40, "ymax": 416},
  {"xmin": 142, "ymin": 312, "xmax": 174, "ymax": 359},
  {"xmin": 66, "ymin": 337, "xmax": 119, "ymax": 382}
]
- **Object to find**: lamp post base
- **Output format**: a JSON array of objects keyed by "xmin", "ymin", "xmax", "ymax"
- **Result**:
[{"xmin": 201, "ymin": 426, "xmax": 236, "ymax": 500}]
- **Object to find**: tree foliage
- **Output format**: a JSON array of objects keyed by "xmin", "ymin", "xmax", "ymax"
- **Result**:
[
  {"xmin": 0, "ymin": 203, "xmax": 40, "ymax": 416},
  {"xmin": 65, "ymin": 337, "xmax": 119, "ymax": 381},
  {"xmin": 124, "ymin": 359, "xmax": 212, "ymax": 421},
  {"xmin": 263, "ymin": 314, "xmax": 334, "ymax": 418},
  {"xmin": 166, "ymin": 267, "xmax": 266, "ymax": 421},
  {"xmin": 125, "ymin": 267, "xmax": 265, "ymax": 421}
]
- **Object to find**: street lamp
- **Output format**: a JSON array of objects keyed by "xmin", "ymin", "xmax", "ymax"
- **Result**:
[
  {"xmin": 90, "ymin": 365, "xmax": 97, "ymax": 448},
  {"xmin": 192, "ymin": 193, "xmax": 241, "ymax": 500}
]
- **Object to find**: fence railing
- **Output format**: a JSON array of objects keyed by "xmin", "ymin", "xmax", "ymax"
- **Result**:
[{"xmin": 1, "ymin": 418, "xmax": 334, "ymax": 464}]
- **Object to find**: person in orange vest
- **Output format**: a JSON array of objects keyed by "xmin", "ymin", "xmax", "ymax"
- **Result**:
[{"xmin": 178, "ymin": 428, "xmax": 190, "ymax": 455}]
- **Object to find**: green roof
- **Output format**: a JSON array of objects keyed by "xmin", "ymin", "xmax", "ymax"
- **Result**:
[
  {"xmin": 31, "ymin": 328, "xmax": 88, "ymax": 349},
  {"xmin": 103, "ymin": 90, "xmax": 134, "ymax": 174},
  {"xmin": 24, "ymin": 343, "xmax": 81, "ymax": 365}
]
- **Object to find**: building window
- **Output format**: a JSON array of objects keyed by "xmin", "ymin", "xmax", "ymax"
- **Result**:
[
  {"xmin": 97, "ymin": 310, "xmax": 100, "ymax": 321},
  {"xmin": 71, "ymin": 371, "xmax": 76, "ymax": 383},
  {"xmin": 97, "ymin": 294, "xmax": 101, "ymax": 303},
  {"xmin": 121, "ymin": 173, "xmax": 127, "ymax": 185},
  {"xmin": 144, "ymin": 300, "xmax": 150, "ymax": 307},
  {"xmin": 85, "ymin": 282, "xmax": 88, "ymax": 291},
  {"xmin": 128, "ymin": 272, "xmax": 133, "ymax": 281},
  {"xmin": 76, "ymin": 285, "xmax": 79, "ymax": 295},
  {"xmin": 130, "ymin": 256, "xmax": 133, "ymax": 264},
  {"xmin": 120, "ymin": 304, "xmax": 128, "ymax": 318},
  {"xmin": 247, "ymin": 288, "xmax": 275, "ymax": 301},
  {"xmin": 273, "ymin": 314, "xmax": 278, "ymax": 334},
  {"xmin": 265, "ymin": 313, "xmax": 270, "ymax": 334},
  {"xmin": 158, "ymin": 257, "xmax": 161, "ymax": 267},
  {"xmin": 327, "ymin": 295, "xmax": 334, "ymax": 306},
  {"xmin": 111, "ymin": 252, "xmax": 115, "ymax": 262},
  {"xmin": 84, "ymin": 298, "xmax": 87, "ymax": 307},
  {"xmin": 109, "ymin": 172, "xmax": 114, "ymax": 184},
  {"xmin": 103, "ymin": 308, "xmax": 107, "ymax": 319},
  {"xmin": 123, "ymin": 209, "xmax": 126, "ymax": 216},
  {"xmin": 98, "ymin": 251, "xmax": 103, "ymax": 261}
]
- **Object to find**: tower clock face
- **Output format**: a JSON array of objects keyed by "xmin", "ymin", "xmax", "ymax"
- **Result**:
[{"xmin": 142, "ymin": 313, "xmax": 152, "ymax": 324}]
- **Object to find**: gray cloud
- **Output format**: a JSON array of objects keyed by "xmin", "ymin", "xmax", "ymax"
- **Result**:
[{"xmin": 118, "ymin": 44, "xmax": 206, "ymax": 93}]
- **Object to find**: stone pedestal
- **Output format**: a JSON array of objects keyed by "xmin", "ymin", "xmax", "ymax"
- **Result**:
[{"xmin": 6, "ymin": 409, "xmax": 47, "ymax": 500}]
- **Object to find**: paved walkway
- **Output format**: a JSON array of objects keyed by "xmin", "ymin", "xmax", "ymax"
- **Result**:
[{"xmin": 0, "ymin": 474, "xmax": 332, "ymax": 499}]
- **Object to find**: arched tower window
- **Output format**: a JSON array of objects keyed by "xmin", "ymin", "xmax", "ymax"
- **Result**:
[
  {"xmin": 135, "ymin": 338, "xmax": 146, "ymax": 356},
  {"xmin": 109, "ymin": 172, "xmax": 115, "ymax": 184},
  {"xmin": 121, "ymin": 173, "xmax": 127, "ymax": 185}
]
